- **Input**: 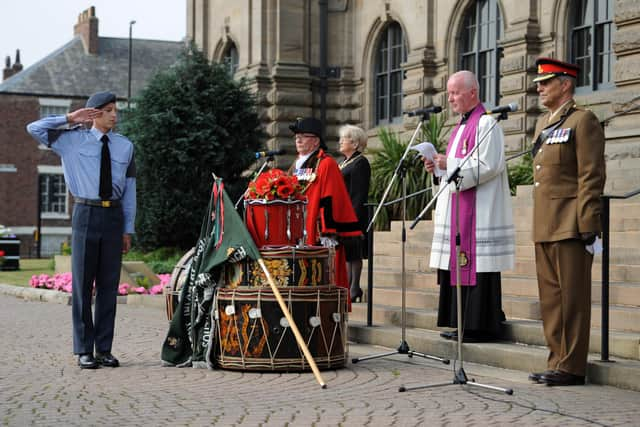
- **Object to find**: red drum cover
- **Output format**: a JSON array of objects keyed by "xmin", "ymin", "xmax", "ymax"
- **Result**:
[{"xmin": 245, "ymin": 199, "xmax": 305, "ymax": 248}]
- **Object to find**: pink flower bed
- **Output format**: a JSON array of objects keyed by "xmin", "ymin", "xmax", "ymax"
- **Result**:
[{"xmin": 30, "ymin": 273, "xmax": 172, "ymax": 295}]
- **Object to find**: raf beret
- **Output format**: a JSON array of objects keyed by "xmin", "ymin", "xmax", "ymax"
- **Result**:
[
  {"xmin": 533, "ymin": 58, "xmax": 580, "ymax": 83},
  {"xmin": 289, "ymin": 117, "xmax": 327, "ymax": 150},
  {"xmin": 86, "ymin": 91, "xmax": 117, "ymax": 109}
]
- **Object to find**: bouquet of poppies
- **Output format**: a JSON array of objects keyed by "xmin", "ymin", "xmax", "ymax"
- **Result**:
[{"xmin": 246, "ymin": 168, "xmax": 305, "ymax": 201}]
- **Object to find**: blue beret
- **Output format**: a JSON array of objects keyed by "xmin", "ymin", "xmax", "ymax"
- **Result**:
[{"xmin": 86, "ymin": 91, "xmax": 116, "ymax": 109}]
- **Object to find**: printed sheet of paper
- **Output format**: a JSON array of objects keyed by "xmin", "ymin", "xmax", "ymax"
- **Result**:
[{"xmin": 411, "ymin": 142, "xmax": 445, "ymax": 177}]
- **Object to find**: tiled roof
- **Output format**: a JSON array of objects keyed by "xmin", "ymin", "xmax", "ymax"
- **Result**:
[{"xmin": 0, "ymin": 36, "xmax": 184, "ymax": 99}]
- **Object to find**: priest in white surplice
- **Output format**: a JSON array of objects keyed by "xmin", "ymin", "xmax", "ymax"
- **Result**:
[{"xmin": 424, "ymin": 71, "xmax": 515, "ymax": 342}]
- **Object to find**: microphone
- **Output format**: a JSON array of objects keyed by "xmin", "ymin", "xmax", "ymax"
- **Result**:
[
  {"xmin": 405, "ymin": 106, "xmax": 443, "ymax": 117},
  {"xmin": 485, "ymin": 102, "xmax": 519, "ymax": 114},
  {"xmin": 255, "ymin": 148, "xmax": 286, "ymax": 159}
]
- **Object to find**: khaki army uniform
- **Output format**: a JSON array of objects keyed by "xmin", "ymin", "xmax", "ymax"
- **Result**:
[{"xmin": 532, "ymin": 100, "xmax": 606, "ymax": 376}]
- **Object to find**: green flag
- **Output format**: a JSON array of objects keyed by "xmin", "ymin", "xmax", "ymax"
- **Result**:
[{"xmin": 161, "ymin": 178, "xmax": 261, "ymax": 367}]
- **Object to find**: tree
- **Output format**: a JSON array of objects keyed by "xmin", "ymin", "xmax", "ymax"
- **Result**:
[{"xmin": 120, "ymin": 43, "xmax": 264, "ymax": 250}]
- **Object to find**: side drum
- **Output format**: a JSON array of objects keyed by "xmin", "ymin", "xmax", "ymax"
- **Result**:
[
  {"xmin": 214, "ymin": 286, "xmax": 348, "ymax": 371},
  {"xmin": 245, "ymin": 199, "xmax": 306, "ymax": 247},
  {"xmin": 246, "ymin": 246, "xmax": 334, "ymax": 288},
  {"xmin": 165, "ymin": 247, "xmax": 195, "ymax": 321}
]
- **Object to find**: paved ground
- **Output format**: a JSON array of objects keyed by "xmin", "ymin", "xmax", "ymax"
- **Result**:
[{"xmin": 1, "ymin": 293, "xmax": 639, "ymax": 427}]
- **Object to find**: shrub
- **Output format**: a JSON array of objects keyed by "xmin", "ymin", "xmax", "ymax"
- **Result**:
[{"xmin": 119, "ymin": 42, "xmax": 264, "ymax": 250}]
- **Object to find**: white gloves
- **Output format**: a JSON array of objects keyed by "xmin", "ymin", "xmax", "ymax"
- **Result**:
[{"xmin": 319, "ymin": 236, "xmax": 338, "ymax": 248}]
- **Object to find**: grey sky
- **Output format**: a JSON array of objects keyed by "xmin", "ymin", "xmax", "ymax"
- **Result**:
[{"xmin": 0, "ymin": 1, "xmax": 186, "ymax": 70}]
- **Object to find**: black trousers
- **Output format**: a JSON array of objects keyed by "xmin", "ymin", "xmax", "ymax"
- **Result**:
[
  {"xmin": 436, "ymin": 269, "xmax": 506, "ymax": 337},
  {"xmin": 71, "ymin": 204, "xmax": 123, "ymax": 355}
]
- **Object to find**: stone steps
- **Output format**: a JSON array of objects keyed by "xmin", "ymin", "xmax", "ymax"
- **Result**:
[
  {"xmin": 365, "ymin": 267, "xmax": 640, "ymax": 306},
  {"xmin": 350, "ymin": 185, "xmax": 640, "ymax": 389},
  {"xmin": 347, "ymin": 322, "xmax": 640, "ymax": 392},
  {"xmin": 349, "ymin": 303, "xmax": 640, "ymax": 361},
  {"xmin": 357, "ymin": 285, "xmax": 640, "ymax": 332}
]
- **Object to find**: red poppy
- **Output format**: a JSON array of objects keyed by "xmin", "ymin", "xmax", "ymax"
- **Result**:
[{"xmin": 277, "ymin": 184, "xmax": 294, "ymax": 198}]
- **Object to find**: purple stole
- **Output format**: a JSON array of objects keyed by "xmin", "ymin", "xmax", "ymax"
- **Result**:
[{"xmin": 445, "ymin": 103, "xmax": 485, "ymax": 286}]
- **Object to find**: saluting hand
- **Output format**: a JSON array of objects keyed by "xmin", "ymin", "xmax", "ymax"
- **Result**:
[{"xmin": 66, "ymin": 108, "xmax": 102, "ymax": 125}]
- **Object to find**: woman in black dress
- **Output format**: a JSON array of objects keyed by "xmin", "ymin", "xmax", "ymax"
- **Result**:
[{"xmin": 338, "ymin": 125, "xmax": 371, "ymax": 303}]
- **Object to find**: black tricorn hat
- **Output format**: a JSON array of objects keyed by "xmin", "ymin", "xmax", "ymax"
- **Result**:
[
  {"xmin": 86, "ymin": 91, "xmax": 117, "ymax": 109},
  {"xmin": 289, "ymin": 117, "xmax": 327, "ymax": 150}
]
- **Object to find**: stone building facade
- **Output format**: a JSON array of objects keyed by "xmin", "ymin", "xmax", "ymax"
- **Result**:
[{"xmin": 188, "ymin": 0, "xmax": 640, "ymax": 192}]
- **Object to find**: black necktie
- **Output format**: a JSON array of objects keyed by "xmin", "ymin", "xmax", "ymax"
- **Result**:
[{"xmin": 99, "ymin": 135, "xmax": 112, "ymax": 200}]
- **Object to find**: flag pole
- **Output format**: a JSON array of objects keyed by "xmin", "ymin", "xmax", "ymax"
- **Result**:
[{"xmin": 257, "ymin": 258, "xmax": 327, "ymax": 388}]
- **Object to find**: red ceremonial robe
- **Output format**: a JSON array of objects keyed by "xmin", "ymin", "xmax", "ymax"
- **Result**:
[{"xmin": 290, "ymin": 149, "xmax": 362, "ymax": 306}]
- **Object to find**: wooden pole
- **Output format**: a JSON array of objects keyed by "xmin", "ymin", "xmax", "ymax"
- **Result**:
[{"xmin": 257, "ymin": 258, "xmax": 327, "ymax": 388}]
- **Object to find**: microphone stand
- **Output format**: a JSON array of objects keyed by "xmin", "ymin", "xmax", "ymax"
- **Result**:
[
  {"xmin": 401, "ymin": 109, "xmax": 513, "ymax": 395},
  {"xmin": 234, "ymin": 155, "xmax": 275, "ymax": 210},
  {"xmin": 352, "ymin": 112, "xmax": 449, "ymax": 366}
]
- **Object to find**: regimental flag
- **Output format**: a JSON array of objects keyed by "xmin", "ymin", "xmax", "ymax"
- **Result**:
[{"xmin": 161, "ymin": 178, "xmax": 261, "ymax": 367}]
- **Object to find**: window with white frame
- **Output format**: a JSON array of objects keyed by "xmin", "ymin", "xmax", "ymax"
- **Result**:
[
  {"xmin": 39, "ymin": 98, "xmax": 71, "ymax": 118},
  {"xmin": 38, "ymin": 166, "xmax": 68, "ymax": 219}
]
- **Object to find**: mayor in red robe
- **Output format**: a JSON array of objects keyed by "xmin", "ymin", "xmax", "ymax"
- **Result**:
[{"xmin": 288, "ymin": 117, "xmax": 362, "ymax": 303}]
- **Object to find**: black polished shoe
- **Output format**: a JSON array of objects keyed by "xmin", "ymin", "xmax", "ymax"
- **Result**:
[
  {"xmin": 528, "ymin": 370, "xmax": 555, "ymax": 383},
  {"xmin": 96, "ymin": 352, "xmax": 120, "ymax": 368},
  {"xmin": 540, "ymin": 370, "xmax": 585, "ymax": 386},
  {"xmin": 78, "ymin": 353, "xmax": 99, "ymax": 369},
  {"xmin": 440, "ymin": 330, "xmax": 457, "ymax": 340},
  {"xmin": 350, "ymin": 288, "xmax": 363, "ymax": 303}
]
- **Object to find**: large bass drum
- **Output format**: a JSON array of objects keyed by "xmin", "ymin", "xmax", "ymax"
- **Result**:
[
  {"xmin": 213, "ymin": 286, "xmax": 348, "ymax": 371},
  {"xmin": 164, "ymin": 247, "xmax": 195, "ymax": 321}
]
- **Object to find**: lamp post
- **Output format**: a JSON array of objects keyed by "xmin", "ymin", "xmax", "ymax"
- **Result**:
[{"xmin": 128, "ymin": 20, "xmax": 136, "ymax": 108}]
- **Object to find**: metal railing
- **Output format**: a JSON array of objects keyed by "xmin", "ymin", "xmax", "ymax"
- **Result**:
[{"xmin": 599, "ymin": 187, "xmax": 640, "ymax": 361}]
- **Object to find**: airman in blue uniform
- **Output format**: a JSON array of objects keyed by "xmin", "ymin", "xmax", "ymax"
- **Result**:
[{"xmin": 27, "ymin": 91, "xmax": 136, "ymax": 369}]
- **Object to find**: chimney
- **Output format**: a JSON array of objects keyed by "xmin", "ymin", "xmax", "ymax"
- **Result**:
[
  {"xmin": 12, "ymin": 49, "xmax": 23, "ymax": 73},
  {"xmin": 3, "ymin": 50, "xmax": 23, "ymax": 81},
  {"xmin": 74, "ymin": 6, "xmax": 99, "ymax": 54}
]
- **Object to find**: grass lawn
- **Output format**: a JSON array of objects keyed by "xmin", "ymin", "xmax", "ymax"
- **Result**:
[{"xmin": 0, "ymin": 258, "xmax": 54, "ymax": 287}]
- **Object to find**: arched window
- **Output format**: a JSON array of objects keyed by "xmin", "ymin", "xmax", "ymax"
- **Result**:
[
  {"xmin": 374, "ymin": 22, "xmax": 407, "ymax": 125},
  {"xmin": 459, "ymin": 0, "xmax": 502, "ymax": 107},
  {"xmin": 223, "ymin": 43, "xmax": 239, "ymax": 76},
  {"xmin": 569, "ymin": 0, "xmax": 614, "ymax": 91}
]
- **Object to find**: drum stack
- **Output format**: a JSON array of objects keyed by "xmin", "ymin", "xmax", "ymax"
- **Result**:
[{"xmin": 165, "ymin": 198, "xmax": 349, "ymax": 372}]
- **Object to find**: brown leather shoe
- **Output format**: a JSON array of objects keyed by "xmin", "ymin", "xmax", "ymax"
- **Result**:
[
  {"xmin": 540, "ymin": 370, "xmax": 585, "ymax": 386},
  {"xmin": 528, "ymin": 370, "xmax": 555, "ymax": 383}
]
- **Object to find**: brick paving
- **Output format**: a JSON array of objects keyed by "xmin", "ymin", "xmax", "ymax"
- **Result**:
[{"xmin": 1, "ymin": 293, "xmax": 639, "ymax": 426}]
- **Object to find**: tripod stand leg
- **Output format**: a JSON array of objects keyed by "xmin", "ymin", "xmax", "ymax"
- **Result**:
[
  {"xmin": 399, "ymin": 381, "xmax": 452, "ymax": 392},
  {"xmin": 352, "ymin": 350, "xmax": 399, "ymax": 364},
  {"xmin": 408, "ymin": 350, "xmax": 450, "ymax": 364},
  {"xmin": 466, "ymin": 379, "xmax": 514, "ymax": 395}
]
